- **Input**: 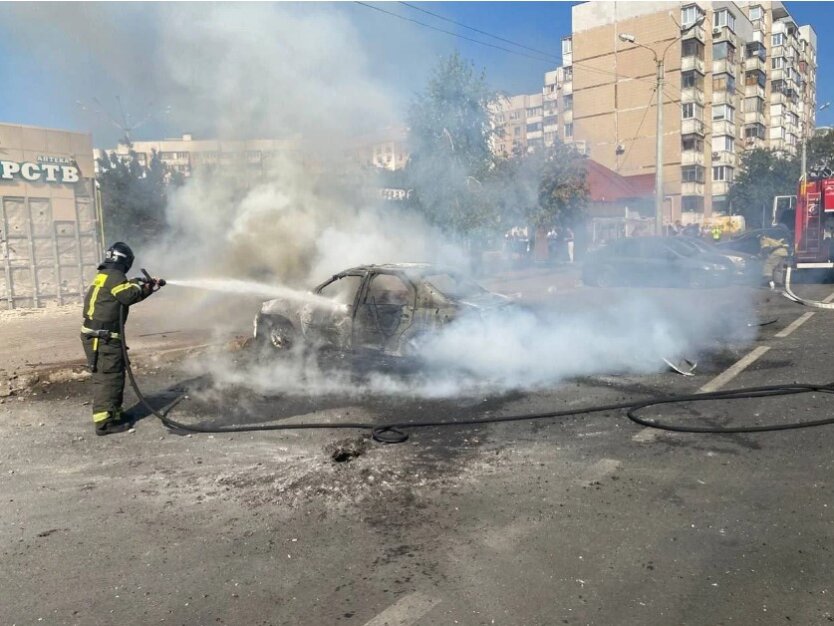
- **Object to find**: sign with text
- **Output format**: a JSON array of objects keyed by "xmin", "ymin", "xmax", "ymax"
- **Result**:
[{"xmin": 0, "ymin": 156, "xmax": 80, "ymax": 184}]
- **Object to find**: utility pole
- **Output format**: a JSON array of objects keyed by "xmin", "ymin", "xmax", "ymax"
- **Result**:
[{"xmin": 620, "ymin": 14, "xmax": 705, "ymax": 235}]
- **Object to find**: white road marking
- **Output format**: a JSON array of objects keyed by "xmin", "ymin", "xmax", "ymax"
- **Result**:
[
  {"xmin": 823, "ymin": 291, "xmax": 834, "ymax": 304},
  {"xmin": 632, "ymin": 346, "xmax": 771, "ymax": 442},
  {"xmin": 774, "ymin": 311, "xmax": 815, "ymax": 338},
  {"xmin": 579, "ymin": 458, "xmax": 621, "ymax": 484},
  {"xmin": 632, "ymin": 428, "xmax": 659, "ymax": 443},
  {"xmin": 362, "ymin": 592, "xmax": 441, "ymax": 626}
]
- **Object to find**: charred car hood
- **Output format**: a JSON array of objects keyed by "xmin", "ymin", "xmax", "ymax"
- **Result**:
[{"xmin": 456, "ymin": 292, "xmax": 513, "ymax": 310}]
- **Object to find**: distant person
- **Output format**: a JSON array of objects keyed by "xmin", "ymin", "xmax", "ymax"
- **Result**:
[
  {"xmin": 80, "ymin": 242, "xmax": 165, "ymax": 436},
  {"xmin": 565, "ymin": 227, "xmax": 575, "ymax": 263},
  {"xmin": 711, "ymin": 225, "xmax": 722, "ymax": 241}
]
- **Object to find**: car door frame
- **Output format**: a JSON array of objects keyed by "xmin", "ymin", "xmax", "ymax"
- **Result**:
[
  {"xmin": 352, "ymin": 270, "xmax": 417, "ymax": 353},
  {"xmin": 308, "ymin": 270, "xmax": 369, "ymax": 350}
]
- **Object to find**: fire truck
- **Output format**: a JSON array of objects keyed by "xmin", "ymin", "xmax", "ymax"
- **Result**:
[{"xmin": 793, "ymin": 177, "xmax": 834, "ymax": 270}]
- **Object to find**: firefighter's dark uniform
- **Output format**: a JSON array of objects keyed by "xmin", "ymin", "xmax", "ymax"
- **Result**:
[{"xmin": 81, "ymin": 267, "xmax": 151, "ymax": 426}]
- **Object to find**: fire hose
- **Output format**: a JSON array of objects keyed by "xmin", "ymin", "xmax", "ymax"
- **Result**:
[
  {"xmin": 783, "ymin": 265, "xmax": 834, "ymax": 309},
  {"xmin": 121, "ymin": 278, "xmax": 834, "ymax": 444}
]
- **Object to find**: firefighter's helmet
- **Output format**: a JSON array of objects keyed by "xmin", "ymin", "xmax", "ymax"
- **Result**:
[{"xmin": 104, "ymin": 242, "xmax": 134, "ymax": 271}]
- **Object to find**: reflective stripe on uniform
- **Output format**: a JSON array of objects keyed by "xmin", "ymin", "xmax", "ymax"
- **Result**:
[
  {"xmin": 92, "ymin": 337, "xmax": 99, "ymax": 351},
  {"xmin": 93, "ymin": 411, "xmax": 111, "ymax": 423},
  {"xmin": 86, "ymin": 273, "xmax": 108, "ymax": 318},
  {"xmin": 111, "ymin": 282, "xmax": 140, "ymax": 296},
  {"xmin": 80, "ymin": 326, "xmax": 121, "ymax": 339}
]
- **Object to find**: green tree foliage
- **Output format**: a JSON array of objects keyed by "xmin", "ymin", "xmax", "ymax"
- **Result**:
[
  {"xmin": 405, "ymin": 52, "xmax": 499, "ymax": 235},
  {"xmin": 806, "ymin": 130, "xmax": 834, "ymax": 175},
  {"xmin": 535, "ymin": 142, "xmax": 588, "ymax": 228},
  {"xmin": 95, "ymin": 149, "xmax": 183, "ymax": 244},
  {"xmin": 728, "ymin": 148, "xmax": 798, "ymax": 228}
]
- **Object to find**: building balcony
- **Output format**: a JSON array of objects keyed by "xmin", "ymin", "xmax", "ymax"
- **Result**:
[
  {"xmin": 563, "ymin": 52, "xmax": 572, "ymax": 66},
  {"xmin": 744, "ymin": 136, "xmax": 767, "ymax": 150},
  {"xmin": 562, "ymin": 81, "xmax": 572, "ymax": 96},
  {"xmin": 713, "ymin": 59, "xmax": 736, "ymax": 77},
  {"xmin": 771, "ymin": 68, "xmax": 786, "ymax": 82},
  {"xmin": 681, "ymin": 181, "xmax": 705, "ymax": 195},
  {"xmin": 744, "ymin": 84, "xmax": 764, "ymax": 99},
  {"xmin": 562, "ymin": 109, "xmax": 573, "ymax": 124},
  {"xmin": 544, "ymin": 91, "xmax": 559, "ymax": 102},
  {"xmin": 681, "ymin": 56, "xmax": 705, "ymax": 74},
  {"xmin": 681, "ymin": 150, "xmax": 705, "ymax": 166},
  {"xmin": 543, "ymin": 123, "xmax": 558, "ymax": 133},
  {"xmin": 681, "ymin": 87, "xmax": 705, "ymax": 105},
  {"xmin": 713, "ymin": 90, "xmax": 734, "ymax": 106},
  {"xmin": 682, "ymin": 24, "xmax": 706, "ymax": 44},
  {"xmin": 712, "ymin": 27, "xmax": 738, "ymax": 48},
  {"xmin": 712, "ymin": 119, "xmax": 735, "ymax": 136},
  {"xmin": 682, "ymin": 118, "xmax": 705, "ymax": 136},
  {"xmin": 712, "ymin": 151, "xmax": 737, "ymax": 167},
  {"xmin": 744, "ymin": 111, "xmax": 766, "ymax": 126},
  {"xmin": 770, "ymin": 90, "xmax": 786, "ymax": 104},
  {"xmin": 745, "ymin": 56, "xmax": 766, "ymax": 73},
  {"xmin": 712, "ymin": 181, "xmax": 731, "ymax": 196}
]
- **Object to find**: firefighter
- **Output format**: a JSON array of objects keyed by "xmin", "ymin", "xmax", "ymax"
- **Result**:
[
  {"xmin": 711, "ymin": 225, "xmax": 722, "ymax": 242},
  {"xmin": 80, "ymin": 242, "xmax": 164, "ymax": 435}
]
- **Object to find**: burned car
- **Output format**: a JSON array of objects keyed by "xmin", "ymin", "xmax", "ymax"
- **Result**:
[{"xmin": 253, "ymin": 263, "xmax": 511, "ymax": 356}]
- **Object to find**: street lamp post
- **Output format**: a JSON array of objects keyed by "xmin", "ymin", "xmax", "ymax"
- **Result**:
[{"xmin": 620, "ymin": 16, "xmax": 704, "ymax": 235}]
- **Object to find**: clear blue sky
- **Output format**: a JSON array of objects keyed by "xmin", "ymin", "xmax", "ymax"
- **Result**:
[{"xmin": 0, "ymin": 2, "xmax": 831, "ymax": 146}]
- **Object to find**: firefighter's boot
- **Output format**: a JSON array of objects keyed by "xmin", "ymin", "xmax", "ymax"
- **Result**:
[{"xmin": 95, "ymin": 411, "xmax": 131, "ymax": 436}]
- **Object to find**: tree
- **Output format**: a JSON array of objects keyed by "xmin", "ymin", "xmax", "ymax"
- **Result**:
[
  {"xmin": 535, "ymin": 142, "xmax": 588, "ymax": 229},
  {"xmin": 96, "ymin": 149, "xmax": 182, "ymax": 244},
  {"xmin": 405, "ymin": 52, "xmax": 500, "ymax": 236},
  {"xmin": 728, "ymin": 148, "xmax": 798, "ymax": 228}
]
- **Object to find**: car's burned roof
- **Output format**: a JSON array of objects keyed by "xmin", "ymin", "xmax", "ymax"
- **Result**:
[{"xmin": 340, "ymin": 263, "xmax": 438, "ymax": 276}]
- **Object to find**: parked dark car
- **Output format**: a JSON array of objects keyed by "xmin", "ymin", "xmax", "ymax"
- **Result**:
[
  {"xmin": 582, "ymin": 236, "xmax": 734, "ymax": 288},
  {"xmin": 254, "ymin": 263, "xmax": 511, "ymax": 356},
  {"xmin": 677, "ymin": 236, "xmax": 764, "ymax": 284}
]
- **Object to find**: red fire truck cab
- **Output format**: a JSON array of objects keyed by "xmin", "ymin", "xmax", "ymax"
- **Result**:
[{"xmin": 794, "ymin": 177, "xmax": 834, "ymax": 269}]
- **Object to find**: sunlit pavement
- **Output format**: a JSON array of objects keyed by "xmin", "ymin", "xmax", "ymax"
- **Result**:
[{"xmin": 2, "ymin": 282, "xmax": 834, "ymax": 625}]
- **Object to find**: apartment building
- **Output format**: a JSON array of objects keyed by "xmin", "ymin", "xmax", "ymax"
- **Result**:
[
  {"xmin": 491, "ymin": 92, "xmax": 545, "ymax": 157},
  {"xmin": 564, "ymin": 1, "xmax": 816, "ymax": 222},
  {"xmin": 0, "ymin": 123, "xmax": 100, "ymax": 309},
  {"xmin": 94, "ymin": 134, "xmax": 299, "ymax": 177}
]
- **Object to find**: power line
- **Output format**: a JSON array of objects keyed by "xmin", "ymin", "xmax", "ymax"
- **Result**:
[
  {"xmin": 353, "ymin": 2, "xmax": 557, "ymax": 65},
  {"xmin": 398, "ymin": 1, "xmax": 561, "ymax": 61}
]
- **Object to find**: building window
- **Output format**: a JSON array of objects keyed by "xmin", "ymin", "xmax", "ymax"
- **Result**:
[
  {"xmin": 682, "ymin": 196, "xmax": 704, "ymax": 212},
  {"xmin": 772, "ymin": 56, "xmax": 785, "ymax": 70},
  {"xmin": 564, "ymin": 123, "xmax": 573, "ymax": 138},
  {"xmin": 717, "ymin": 136, "xmax": 735, "ymax": 152},
  {"xmin": 713, "ymin": 41, "xmax": 736, "ymax": 63},
  {"xmin": 563, "ymin": 95, "xmax": 573, "ymax": 110},
  {"xmin": 564, "ymin": 67, "xmax": 573, "ymax": 82},
  {"xmin": 744, "ymin": 124, "xmax": 766, "ymax": 139},
  {"xmin": 682, "ymin": 70, "xmax": 703, "ymax": 89},
  {"xmin": 682, "ymin": 39, "xmax": 704, "ymax": 59},
  {"xmin": 513, "ymin": 126, "xmax": 521, "ymax": 136},
  {"xmin": 713, "ymin": 9, "xmax": 736, "ymax": 32},
  {"xmin": 682, "ymin": 103, "xmax": 703, "ymax": 120},
  {"xmin": 713, "ymin": 195, "xmax": 729, "ymax": 213},
  {"xmin": 746, "ymin": 42, "xmax": 766, "ymax": 60},
  {"xmin": 772, "ymin": 33, "xmax": 785, "ymax": 47},
  {"xmin": 562, "ymin": 37, "xmax": 572, "ymax": 56},
  {"xmin": 682, "ymin": 135, "xmax": 704, "ymax": 151},
  {"xmin": 713, "ymin": 166, "xmax": 734, "ymax": 182},
  {"xmin": 745, "ymin": 70, "xmax": 766, "ymax": 88},
  {"xmin": 681, "ymin": 4, "xmax": 704, "ymax": 26},
  {"xmin": 713, "ymin": 73, "xmax": 735, "ymax": 93},
  {"xmin": 682, "ymin": 165, "xmax": 705, "ymax": 183},
  {"xmin": 744, "ymin": 97, "xmax": 764, "ymax": 114},
  {"xmin": 713, "ymin": 104, "xmax": 735, "ymax": 122},
  {"xmin": 526, "ymin": 122, "xmax": 542, "ymax": 133},
  {"xmin": 749, "ymin": 6, "xmax": 763, "ymax": 21}
]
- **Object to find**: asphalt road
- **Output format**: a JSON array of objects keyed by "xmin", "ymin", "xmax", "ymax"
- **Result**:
[{"xmin": 2, "ymin": 280, "xmax": 834, "ymax": 625}]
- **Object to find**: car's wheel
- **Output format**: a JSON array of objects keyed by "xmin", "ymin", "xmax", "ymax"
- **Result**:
[{"xmin": 255, "ymin": 315, "xmax": 298, "ymax": 354}]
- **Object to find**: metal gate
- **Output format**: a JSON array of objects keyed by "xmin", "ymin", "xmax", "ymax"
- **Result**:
[{"xmin": 0, "ymin": 195, "xmax": 101, "ymax": 310}]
